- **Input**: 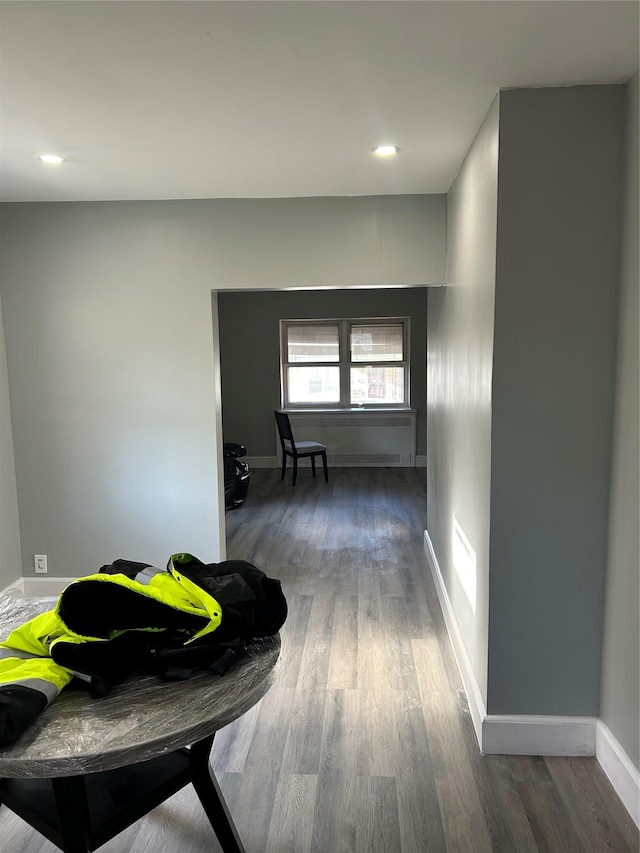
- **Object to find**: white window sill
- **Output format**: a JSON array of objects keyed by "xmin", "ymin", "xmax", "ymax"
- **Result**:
[{"xmin": 282, "ymin": 406, "xmax": 416, "ymax": 414}]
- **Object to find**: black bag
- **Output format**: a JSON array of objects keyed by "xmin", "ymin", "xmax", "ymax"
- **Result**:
[
  {"xmin": 224, "ymin": 443, "xmax": 251, "ymax": 510},
  {"xmin": 57, "ymin": 556, "xmax": 288, "ymax": 691}
]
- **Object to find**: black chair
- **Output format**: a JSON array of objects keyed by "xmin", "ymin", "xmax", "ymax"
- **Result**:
[{"xmin": 274, "ymin": 411, "xmax": 329, "ymax": 486}]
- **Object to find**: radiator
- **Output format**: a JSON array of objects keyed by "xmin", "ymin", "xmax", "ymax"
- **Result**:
[{"xmin": 278, "ymin": 410, "xmax": 417, "ymax": 467}]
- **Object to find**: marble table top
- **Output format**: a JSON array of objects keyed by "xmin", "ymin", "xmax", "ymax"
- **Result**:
[{"xmin": 0, "ymin": 589, "xmax": 280, "ymax": 778}]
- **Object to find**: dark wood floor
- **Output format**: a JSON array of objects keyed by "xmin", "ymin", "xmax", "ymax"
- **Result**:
[{"xmin": 1, "ymin": 467, "xmax": 638, "ymax": 852}]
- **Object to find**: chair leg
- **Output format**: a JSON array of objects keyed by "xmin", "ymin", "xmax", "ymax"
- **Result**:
[
  {"xmin": 311, "ymin": 456, "xmax": 317, "ymax": 478},
  {"xmin": 292, "ymin": 457, "xmax": 298, "ymax": 486},
  {"xmin": 321, "ymin": 452, "xmax": 328, "ymax": 483},
  {"xmin": 281, "ymin": 453, "xmax": 286, "ymax": 481}
]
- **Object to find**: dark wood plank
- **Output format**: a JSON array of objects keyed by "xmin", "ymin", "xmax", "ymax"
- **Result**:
[
  {"xmin": 264, "ymin": 773, "xmax": 317, "ymax": 853},
  {"xmin": 514, "ymin": 755, "xmax": 587, "ymax": 853},
  {"xmin": 545, "ymin": 756, "xmax": 639, "ymax": 853},
  {"xmin": 327, "ymin": 593, "xmax": 359, "ymax": 690},
  {"xmin": 310, "ymin": 690, "xmax": 360, "ymax": 853},
  {"xmin": 394, "ymin": 703, "xmax": 448, "ymax": 853},
  {"xmin": 356, "ymin": 776, "xmax": 402, "ymax": 853},
  {"xmin": 412, "ymin": 635, "xmax": 493, "ymax": 853},
  {"xmin": 460, "ymin": 716, "xmax": 540, "ymax": 853}
]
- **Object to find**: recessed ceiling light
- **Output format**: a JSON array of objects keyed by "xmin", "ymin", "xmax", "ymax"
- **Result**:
[
  {"xmin": 372, "ymin": 145, "xmax": 400, "ymax": 157},
  {"xmin": 38, "ymin": 154, "xmax": 67, "ymax": 165}
]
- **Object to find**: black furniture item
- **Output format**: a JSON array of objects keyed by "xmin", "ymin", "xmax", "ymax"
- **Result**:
[
  {"xmin": 0, "ymin": 591, "xmax": 281, "ymax": 853},
  {"xmin": 0, "ymin": 736, "xmax": 241, "ymax": 853},
  {"xmin": 274, "ymin": 411, "xmax": 329, "ymax": 486},
  {"xmin": 223, "ymin": 443, "xmax": 251, "ymax": 510}
]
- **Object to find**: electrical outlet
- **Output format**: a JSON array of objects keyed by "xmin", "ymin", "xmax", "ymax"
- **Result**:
[{"xmin": 34, "ymin": 554, "xmax": 47, "ymax": 574}]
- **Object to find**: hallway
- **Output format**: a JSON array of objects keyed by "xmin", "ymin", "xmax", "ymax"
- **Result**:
[
  {"xmin": 219, "ymin": 467, "xmax": 637, "ymax": 853},
  {"xmin": 0, "ymin": 468, "xmax": 636, "ymax": 852}
]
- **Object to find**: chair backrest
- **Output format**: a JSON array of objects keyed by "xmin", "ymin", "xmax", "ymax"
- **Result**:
[{"xmin": 274, "ymin": 410, "xmax": 295, "ymax": 449}]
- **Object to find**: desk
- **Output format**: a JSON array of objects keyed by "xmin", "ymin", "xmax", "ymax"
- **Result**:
[{"xmin": 0, "ymin": 591, "xmax": 280, "ymax": 853}]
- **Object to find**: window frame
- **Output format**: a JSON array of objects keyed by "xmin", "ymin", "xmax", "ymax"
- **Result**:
[{"xmin": 280, "ymin": 316, "xmax": 410, "ymax": 410}]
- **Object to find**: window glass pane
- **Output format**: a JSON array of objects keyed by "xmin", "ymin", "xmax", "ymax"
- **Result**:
[
  {"xmin": 350, "ymin": 324, "xmax": 403, "ymax": 362},
  {"xmin": 287, "ymin": 324, "xmax": 339, "ymax": 363},
  {"xmin": 350, "ymin": 366, "xmax": 405, "ymax": 404},
  {"xmin": 288, "ymin": 366, "xmax": 340, "ymax": 403}
]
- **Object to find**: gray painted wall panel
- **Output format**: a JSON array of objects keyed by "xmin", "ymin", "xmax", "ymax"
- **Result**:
[
  {"xmin": 427, "ymin": 96, "xmax": 500, "ymax": 705},
  {"xmin": 0, "ymin": 292, "xmax": 21, "ymax": 589},
  {"xmin": 0, "ymin": 205, "xmax": 221, "ymax": 575},
  {"xmin": 488, "ymin": 86, "xmax": 626, "ymax": 716},
  {"xmin": 600, "ymin": 72, "xmax": 639, "ymax": 768},
  {"xmin": 0, "ymin": 195, "xmax": 443, "ymax": 577}
]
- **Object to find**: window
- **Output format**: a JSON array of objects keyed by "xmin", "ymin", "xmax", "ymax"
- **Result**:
[{"xmin": 280, "ymin": 318, "xmax": 409, "ymax": 408}]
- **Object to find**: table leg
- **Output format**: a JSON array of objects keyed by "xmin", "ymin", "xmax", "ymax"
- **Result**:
[
  {"xmin": 51, "ymin": 775, "xmax": 92, "ymax": 853},
  {"xmin": 189, "ymin": 735, "xmax": 246, "ymax": 853}
]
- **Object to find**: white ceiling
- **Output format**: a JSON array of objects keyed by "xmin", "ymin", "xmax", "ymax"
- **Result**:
[{"xmin": 0, "ymin": 1, "xmax": 638, "ymax": 202}]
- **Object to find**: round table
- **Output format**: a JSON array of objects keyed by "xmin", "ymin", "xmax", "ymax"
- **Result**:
[{"xmin": 0, "ymin": 592, "xmax": 280, "ymax": 853}]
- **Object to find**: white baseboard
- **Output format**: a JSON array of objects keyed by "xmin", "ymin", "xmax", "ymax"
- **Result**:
[
  {"xmin": 596, "ymin": 719, "xmax": 640, "ymax": 828},
  {"xmin": 20, "ymin": 577, "xmax": 75, "ymax": 597},
  {"xmin": 482, "ymin": 715, "xmax": 596, "ymax": 756},
  {"xmin": 424, "ymin": 527, "xmax": 639, "ymax": 826},
  {"xmin": 263, "ymin": 456, "xmax": 419, "ymax": 469},
  {"xmin": 245, "ymin": 456, "xmax": 277, "ymax": 468},
  {"xmin": 423, "ymin": 529, "xmax": 486, "ymax": 748},
  {"xmin": 0, "ymin": 576, "xmax": 25, "ymax": 595}
]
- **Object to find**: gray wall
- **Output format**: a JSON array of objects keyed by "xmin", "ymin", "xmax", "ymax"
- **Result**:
[
  {"xmin": 488, "ymin": 86, "xmax": 626, "ymax": 715},
  {"xmin": 427, "ymin": 84, "xmax": 631, "ymax": 721},
  {"xmin": 600, "ymin": 72, "xmax": 639, "ymax": 768},
  {"xmin": 0, "ymin": 195, "xmax": 445, "ymax": 577},
  {"xmin": 219, "ymin": 288, "xmax": 428, "ymax": 459},
  {"xmin": 427, "ymin": 96, "xmax": 499, "ymax": 705},
  {"xmin": 0, "ymin": 291, "xmax": 21, "ymax": 589}
]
